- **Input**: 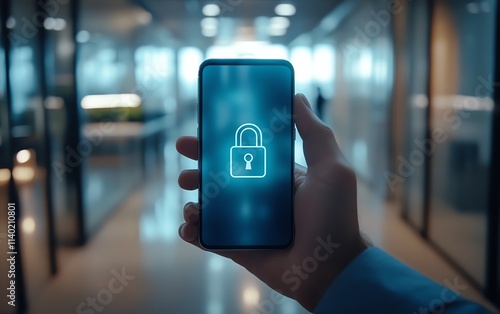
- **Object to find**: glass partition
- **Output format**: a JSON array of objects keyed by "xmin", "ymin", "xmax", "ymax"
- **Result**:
[
  {"xmin": 6, "ymin": 0, "xmax": 54, "ymax": 308},
  {"xmin": 326, "ymin": 0, "xmax": 395, "ymax": 196},
  {"xmin": 428, "ymin": 0, "xmax": 497, "ymax": 287},
  {"xmin": 402, "ymin": 0, "xmax": 431, "ymax": 231},
  {"xmin": 0, "ymin": 4, "xmax": 16, "ymax": 313},
  {"xmin": 78, "ymin": 1, "xmax": 175, "ymax": 238}
]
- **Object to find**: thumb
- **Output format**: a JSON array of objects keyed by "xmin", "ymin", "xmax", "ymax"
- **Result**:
[{"xmin": 294, "ymin": 93, "xmax": 342, "ymax": 166}]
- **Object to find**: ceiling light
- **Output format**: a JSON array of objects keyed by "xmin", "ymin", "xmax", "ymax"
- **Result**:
[
  {"xmin": 81, "ymin": 94, "xmax": 141, "ymax": 109},
  {"xmin": 76, "ymin": 30, "xmax": 91, "ymax": 43},
  {"xmin": 202, "ymin": 28, "xmax": 218, "ymax": 37},
  {"xmin": 268, "ymin": 27, "xmax": 287, "ymax": 36},
  {"xmin": 202, "ymin": 4, "xmax": 220, "ymax": 16},
  {"xmin": 43, "ymin": 17, "xmax": 56, "ymax": 30},
  {"xmin": 269, "ymin": 16, "xmax": 290, "ymax": 29},
  {"xmin": 22, "ymin": 217, "xmax": 36, "ymax": 234},
  {"xmin": 201, "ymin": 17, "xmax": 218, "ymax": 30},
  {"xmin": 6, "ymin": 17, "xmax": 16, "ymax": 29},
  {"xmin": 53, "ymin": 18, "xmax": 66, "ymax": 31},
  {"xmin": 275, "ymin": 3, "xmax": 296, "ymax": 16},
  {"xmin": 16, "ymin": 150, "xmax": 31, "ymax": 164}
]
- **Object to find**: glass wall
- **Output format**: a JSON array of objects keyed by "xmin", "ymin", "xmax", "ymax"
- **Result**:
[
  {"xmin": 401, "ymin": 0, "xmax": 431, "ymax": 231},
  {"xmin": 0, "ymin": 3, "xmax": 8, "ymax": 176},
  {"xmin": 428, "ymin": 0, "xmax": 497, "ymax": 287},
  {"xmin": 0, "ymin": 3, "xmax": 16, "ymax": 313},
  {"xmin": 43, "ymin": 0, "xmax": 80, "ymax": 247},
  {"xmin": 7, "ymin": 0, "xmax": 54, "ymax": 308},
  {"xmin": 78, "ymin": 1, "xmax": 175, "ymax": 238},
  {"xmin": 326, "ymin": 0, "xmax": 395, "ymax": 196}
]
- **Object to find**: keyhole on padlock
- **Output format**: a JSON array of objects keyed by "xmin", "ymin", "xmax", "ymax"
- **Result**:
[{"xmin": 244, "ymin": 153, "xmax": 254, "ymax": 170}]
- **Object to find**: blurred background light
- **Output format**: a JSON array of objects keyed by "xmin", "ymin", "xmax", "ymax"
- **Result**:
[
  {"xmin": 179, "ymin": 47, "xmax": 203, "ymax": 84},
  {"xmin": 16, "ymin": 149, "xmax": 31, "ymax": 164},
  {"xmin": 76, "ymin": 30, "xmax": 91, "ymax": 43},
  {"xmin": 269, "ymin": 16, "xmax": 290, "ymax": 29},
  {"xmin": 412, "ymin": 94, "xmax": 429, "ymax": 108},
  {"xmin": 0, "ymin": 168, "xmax": 11, "ymax": 184},
  {"xmin": 353, "ymin": 140, "xmax": 368, "ymax": 177},
  {"xmin": 467, "ymin": 2, "xmax": 479, "ymax": 13},
  {"xmin": 357, "ymin": 50, "xmax": 373, "ymax": 78},
  {"xmin": 268, "ymin": 16, "xmax": 290, "ymax": 36},
  {"xmin": 43, "ymin": 18, "xmax": 66, "ymax": 31},
  {"xmin": 242, "ymin": 286, "xmax": 260, "ymax": 306},
  {"xmin": 208, "ymin": 256, "xmax": 224, "ymax": 272},
  {"xmin": 206, "ymin": 45, "xmax": 236, "ymax": 58},
  {"xmin": 22, "ymin": 217, "xmax": 36, "ymax": 234},
  {"xmin": 81, "ymin": 94, "xmax": 141, "ymax": 109},
  {"xmin": 135, "ymin": 10, "xmax": 152, "ymax": 25},
  {"xmin": 201, "ymin": 17, "xmax": 218, "ymax": 30},
  {"xmin": 275, "ymin": 3, "xmax": 296, "ymax": 16},
  {"xmin": 313, "ymin": 44, "xmax": 335, "ymax": 83},
  {"xmin": 45, "ymin": 96, "xmax": 64, "ymax": 110},
  {"xmin": 178, "ymin": 46, "xmax": 204, "ymax": 100},
  {"xmin": 254, "ymin": 44, "xmax": 288, "ymax": 59},
  {"xmin": 53, "ymin": 18, "xmax": 67, "ymax": 31},
  {"xmin": 6, "ymin": 16, "xmax": 16, "ymax": 29},
  {"xmin": 202, "ymin": 4, "xmax": 221, "ymax": 16},
  {"xmin": 202, "ymin": 28, "xmax": 218, "ymax": 37},
  {"xmin": 290, "ymin": 46, "xmax": 313, "ymax": 83},
  {"xmin": 12, "ymin": 166, "xmax": 35, "ymax": 183},
  {"xmin": 43, "ymin": 17, "xmax": 56, "ymax": 30},
  {"xmin": 268, "ymin": 27, "xmax": 287, "ymax": 36},
  {"xmin": 201, "ymin": 17, "xmax": 219, "ymax": 37}
]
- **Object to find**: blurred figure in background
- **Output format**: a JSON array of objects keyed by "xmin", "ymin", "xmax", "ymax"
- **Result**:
[{"xmin": 315, "ymin": 87, "xmax": 326, "ymax": 121}]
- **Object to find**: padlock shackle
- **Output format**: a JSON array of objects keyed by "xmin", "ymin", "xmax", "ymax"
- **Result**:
[{"xmin": 235, "ymin": 123, "xmax": 263, "ymax": 147}]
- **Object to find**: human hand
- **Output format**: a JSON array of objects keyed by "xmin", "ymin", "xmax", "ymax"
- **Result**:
[{"xmin": 176, "ymin": 94, "xmax": 367, "ymax": 311}]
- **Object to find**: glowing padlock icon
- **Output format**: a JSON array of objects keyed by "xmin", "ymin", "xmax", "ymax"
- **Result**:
[{"xmin": 230, "ymin": 123, "xmax": 266, "ymax": 178}]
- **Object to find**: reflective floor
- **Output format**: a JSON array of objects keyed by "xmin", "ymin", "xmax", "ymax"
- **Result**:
[{"xmin": 28, "ymin": 119, "xmax": 497, "ymax": 314}]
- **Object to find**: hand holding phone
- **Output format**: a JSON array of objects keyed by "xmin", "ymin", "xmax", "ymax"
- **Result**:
[{"xmin": 177, "ymin": 94, "xmax": 367, "ymax": 311}]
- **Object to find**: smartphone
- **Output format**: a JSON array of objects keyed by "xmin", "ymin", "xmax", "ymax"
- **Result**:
[{"xmin": 198, "ymin": 59, "xmax": 295, "ymax": 249}]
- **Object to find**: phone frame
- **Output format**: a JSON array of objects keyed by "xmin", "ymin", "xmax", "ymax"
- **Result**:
[{"xmin": 198, "ymin": 58, "xmax": 295, "ymax": 250}]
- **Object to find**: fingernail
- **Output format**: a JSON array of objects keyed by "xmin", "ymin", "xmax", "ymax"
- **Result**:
[
  {"xmin": 179, "ymin": 224, "xmax": 185, "ymax": 238},
  {"xmin": 299, "ymin": 93, "xmax": 312, "ymax": 110}
]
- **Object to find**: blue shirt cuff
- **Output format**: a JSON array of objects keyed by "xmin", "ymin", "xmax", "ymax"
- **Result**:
[{"xmin": 314, "ymin": 247, "xmax": 491, "ymax": 313}]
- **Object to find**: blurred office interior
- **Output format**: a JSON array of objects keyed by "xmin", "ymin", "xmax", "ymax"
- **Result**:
[{"xmin": 0, "ymin": 0, "xmax": 499, "ymax": 313}]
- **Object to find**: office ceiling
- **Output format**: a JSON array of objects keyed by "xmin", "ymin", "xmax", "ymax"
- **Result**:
[{"xmin": 135, "ymin": 0, "xmax": 341, "ymax": 48}]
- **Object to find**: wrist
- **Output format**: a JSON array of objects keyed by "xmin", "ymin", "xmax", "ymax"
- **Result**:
[{"xmin": 295, "ymin": 235, "xmax": 368, "ymax": 312}]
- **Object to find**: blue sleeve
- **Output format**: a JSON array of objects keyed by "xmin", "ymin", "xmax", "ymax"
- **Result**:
[{"xmin": 314, "ymin": 247, "xmax": 492, "ymax": 314}]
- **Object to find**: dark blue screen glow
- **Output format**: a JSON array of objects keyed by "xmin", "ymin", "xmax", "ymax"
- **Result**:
[{"xmin": 199, "ymin": 60, "xmax": 294, "ymax": 248}]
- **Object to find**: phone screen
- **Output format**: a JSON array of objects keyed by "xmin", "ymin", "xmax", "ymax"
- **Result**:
[{"xmin": 198, "ymin": 59, "xmax": 294, "ymax": 249}]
